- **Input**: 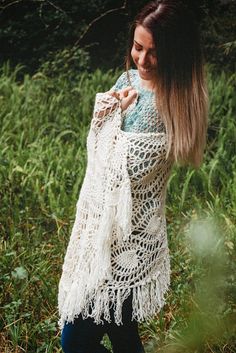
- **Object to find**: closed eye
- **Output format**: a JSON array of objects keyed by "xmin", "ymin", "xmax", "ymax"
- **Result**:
[
  {"xmin": 134, "ymin": 45, "xmax": 142, "ymax": 52},
  {"xmin": 133, "ymin": 42, "xmax": 156, "ymax": 56}
]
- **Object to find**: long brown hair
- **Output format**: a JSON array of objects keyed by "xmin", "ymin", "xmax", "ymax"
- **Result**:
[{"xmin": 126, "ymin": 0, "xmax": 208, "ymax": 167}]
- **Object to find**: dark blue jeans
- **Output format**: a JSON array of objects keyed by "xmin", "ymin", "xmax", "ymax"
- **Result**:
[{"xmin": 61, "ymin": 294, "xmax": 145, "ymax": 353}]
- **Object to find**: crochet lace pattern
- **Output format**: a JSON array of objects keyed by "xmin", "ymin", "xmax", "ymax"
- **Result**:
[{"xmin": 58, "ymin": 70, "xmax": 173, "ymax": 330}]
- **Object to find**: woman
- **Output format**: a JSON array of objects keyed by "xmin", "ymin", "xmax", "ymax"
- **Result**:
[{"xmin": 58, "ymin": 1, "xmax": 208, "ymax": 352}]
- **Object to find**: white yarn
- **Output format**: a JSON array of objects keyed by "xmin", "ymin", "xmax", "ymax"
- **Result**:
[{"xmin": 58, "ymin": 86, "xmax": 173, "ymax": 331}]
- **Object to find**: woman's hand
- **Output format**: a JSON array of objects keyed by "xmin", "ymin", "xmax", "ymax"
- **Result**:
[
  {"xmin": 108, "ymin": 87, "xmax": 138, "ymax": 111},
  {"xmin": 93, "ymin": 87, "xmax": 138, "ymax": 124}
]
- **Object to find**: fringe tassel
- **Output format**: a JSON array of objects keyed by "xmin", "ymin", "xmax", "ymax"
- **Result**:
[
  {"xmin": 114, "ymin": 288, "xmax": 122, "ymax": 325},
  {"xmin": 132, "ymin": 264, "xmax": 171, "ymax": 322},
  {"xmin": 58, "ymin": 260, "xmax": 170, "ymax": 331},
  {"xmin": 87, "ymin": 205, "xmax": 116, "ymax": 292}
]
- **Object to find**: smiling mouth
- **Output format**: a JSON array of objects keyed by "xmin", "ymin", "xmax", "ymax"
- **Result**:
[{"xmin": 139, "ymin": 67, "xmax": 153, "ymax": 73}]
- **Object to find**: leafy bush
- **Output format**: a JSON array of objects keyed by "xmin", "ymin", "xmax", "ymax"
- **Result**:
[
  {"xmin": 0, "ymin": 0, "xmax": 235, "ymax": 74},
  {"xmin": 39, "ymin": 46, "xmax": 91, "ymax": 80}
]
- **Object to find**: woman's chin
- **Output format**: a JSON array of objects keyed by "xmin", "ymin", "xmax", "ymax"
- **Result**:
[{"xmin": 138, "ymin": 68, "xmax": 154, "ymax": 80}]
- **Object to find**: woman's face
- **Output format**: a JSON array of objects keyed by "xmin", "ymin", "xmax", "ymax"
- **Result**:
[{"xmin": 131, "ymin": 25, "xmax": 157, "ymax": 87}]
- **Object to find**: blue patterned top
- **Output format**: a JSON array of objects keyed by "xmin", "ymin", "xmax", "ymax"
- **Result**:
[{"xmin": 112, "ymin": 69, "xmax": 165, "ymax": 134}]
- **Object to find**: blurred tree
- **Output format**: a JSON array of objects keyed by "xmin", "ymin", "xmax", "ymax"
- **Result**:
[{"xmin": 0, "ymin": 0, "xmax": 235, "ymax": 75}]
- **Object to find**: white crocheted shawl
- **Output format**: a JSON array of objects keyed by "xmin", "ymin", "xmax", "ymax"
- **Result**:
[{"xmin": 58, "ymin": 91, "xmax": 173, "ymax": 330}]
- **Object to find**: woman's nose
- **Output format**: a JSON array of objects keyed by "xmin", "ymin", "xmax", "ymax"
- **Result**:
[{"xmin": 138, "ymin": 52, "xmax": 148, "ymax": 66}]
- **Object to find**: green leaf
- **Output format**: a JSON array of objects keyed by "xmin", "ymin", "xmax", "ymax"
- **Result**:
[{"xmin": 11, "ymin": 266, "xmax": 28, "ymax": 280}]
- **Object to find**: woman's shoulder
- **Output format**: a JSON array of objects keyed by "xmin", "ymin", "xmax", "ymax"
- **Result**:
[{"xmin": 112, "ymin": 69, "xmax": 139, "ymax": 90}]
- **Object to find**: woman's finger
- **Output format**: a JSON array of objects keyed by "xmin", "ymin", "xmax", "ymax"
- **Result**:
[
  {"xmin": 107, "ymin": 90, "xmax": 120, "ymax": 100},
  {"xmin": 121, "ymin": 89, "xmax": 138, "ymax": 111},
  {"xmin": 119, "ymin": 86, "xmax": 133, "ymax": 99}
]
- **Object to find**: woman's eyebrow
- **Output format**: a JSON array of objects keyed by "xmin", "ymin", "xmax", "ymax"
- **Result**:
[
  {"xmin": 134, "ymin": 40, "xmax": 142, "ymax": 46},
  {"xmin": 134, "ymin": 40, "xmax": 155, "ymax": 51}
]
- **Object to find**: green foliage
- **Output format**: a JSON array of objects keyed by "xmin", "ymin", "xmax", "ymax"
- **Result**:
[
  {"xmin": 0, "ymin": 0, "xmax": 235, "ymax": 74},
  {"xmin": 0, "ymin": 65, "xmax": 235, "ymax": 352},
  {"xmin": 39, "ymin": 47, "xmax": 91, "ymax": 80}
]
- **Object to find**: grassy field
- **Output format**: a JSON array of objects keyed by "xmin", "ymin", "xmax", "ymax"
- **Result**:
[{"xmin": 0, "ymin": 63, "xmax": 235, "ymax": 352}]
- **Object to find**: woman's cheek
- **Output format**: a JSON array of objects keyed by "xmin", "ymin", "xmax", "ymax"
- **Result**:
[{"xmin": 131, "ymin": 47, "xmax": 138, "ymax": 65}]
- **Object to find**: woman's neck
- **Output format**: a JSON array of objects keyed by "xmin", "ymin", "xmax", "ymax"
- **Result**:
[{"xmin": 140, "ymin": 78, "xmax": 156, "ymax": 92}]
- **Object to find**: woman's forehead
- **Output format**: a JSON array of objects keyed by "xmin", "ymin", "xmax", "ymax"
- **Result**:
[{"xmin": 133, "ymin": 25, "xmax": 155, "ymax": 49}]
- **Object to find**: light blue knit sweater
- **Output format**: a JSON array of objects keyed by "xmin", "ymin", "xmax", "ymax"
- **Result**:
[{"xmin": 112, "ymin": 69, "xmax": 165, "ymax": 134}]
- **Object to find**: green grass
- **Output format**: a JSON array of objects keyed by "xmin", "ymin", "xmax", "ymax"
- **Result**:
[{"xmin": 0, "ymin": 63, "xmax": 235, "ymax": 352}]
